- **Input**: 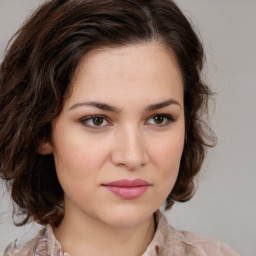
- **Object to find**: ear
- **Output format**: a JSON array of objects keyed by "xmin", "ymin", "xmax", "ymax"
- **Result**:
[{"xmin": 37, "ymin": 140, "xmax": 53, "ymax": 155}]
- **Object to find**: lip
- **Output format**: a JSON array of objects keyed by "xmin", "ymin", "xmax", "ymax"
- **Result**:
[{"xmin": 102, "ymin": 179, "xmax": 151, "ymax": 199}]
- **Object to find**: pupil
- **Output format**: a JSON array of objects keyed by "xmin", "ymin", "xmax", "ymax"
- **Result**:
[
  {"xmin": 93, "ymin": 117, "xmax": 103, "ymax": 126},
  {"xmin": 155, "ymin": 116, "xmax": 163, "ymax": 124}
]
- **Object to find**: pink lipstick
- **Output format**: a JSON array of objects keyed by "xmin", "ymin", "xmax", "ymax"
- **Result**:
[{"xmin": 103, "ymin": 179, "xmax": 150, "ymax": 199}]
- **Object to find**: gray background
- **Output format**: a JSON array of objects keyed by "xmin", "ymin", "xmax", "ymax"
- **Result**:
[{"xmin": 0, "ymin": 0, "xmax": 255, "ymax": 255}]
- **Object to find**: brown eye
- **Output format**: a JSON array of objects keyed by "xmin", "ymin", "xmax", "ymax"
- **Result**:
[
  {"xmin": 146, "ymin": 114, "xmax": 173, "ymax": 126},
  {"xmin": 80, "ymin": 115, "xmax": 109, "ymax": 128},
  {"xmin": 93, "ymin": 117, "xmax": 104, "ymax": 126},
  {"xmin": 154, "ymin": 115, "xmax": 164, "ymax": 124}
]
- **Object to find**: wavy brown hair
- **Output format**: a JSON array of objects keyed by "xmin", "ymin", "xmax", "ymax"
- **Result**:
[{"xmin": 0, "ymin": 0, "xmax": 215, "ymax": 226}]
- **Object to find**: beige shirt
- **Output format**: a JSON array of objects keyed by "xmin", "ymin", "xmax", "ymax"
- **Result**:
[{"xmin": 4, "ymin": 211, "xmax": 239, "ymax": 256}]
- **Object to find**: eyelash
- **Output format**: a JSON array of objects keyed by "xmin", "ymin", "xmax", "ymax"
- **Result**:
[
  {"xmin": 79, "ymin": 114, "xmax": 174, "ymax": 129},
  {"xmin": 79, "ymin": 115, "xmax": 110, "ymax": 129},
  {"xmin": 146, "ymin": 114, "xmax": 174, "ymax": 126}
]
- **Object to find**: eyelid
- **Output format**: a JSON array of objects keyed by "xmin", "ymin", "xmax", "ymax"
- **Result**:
[
  {"xmin": 145, "ymin": 113, "xmax": 174, "ymax": 126},
  {"xmin": 79, "ymin": 115, "xmax": 111, "ymax": 128}
]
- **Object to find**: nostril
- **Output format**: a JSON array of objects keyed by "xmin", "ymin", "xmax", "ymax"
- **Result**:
[{"xmin": 110, "ymin": 128, "xmax": 149, "ymax": 169}]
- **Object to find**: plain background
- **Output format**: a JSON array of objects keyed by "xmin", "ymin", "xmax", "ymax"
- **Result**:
[{"xmin": 0, "ymin": 0, "xmax": 255, "ymax": 255}]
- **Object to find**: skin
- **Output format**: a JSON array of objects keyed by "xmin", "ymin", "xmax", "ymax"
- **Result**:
[{"xmin": 41, "ymin": 42, "xmax": 185, "ymax": 256}]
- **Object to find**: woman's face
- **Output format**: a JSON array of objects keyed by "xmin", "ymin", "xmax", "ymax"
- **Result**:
[{"xmin": 45, "ymin": 43, "xmax": 185, "ymax": 228}]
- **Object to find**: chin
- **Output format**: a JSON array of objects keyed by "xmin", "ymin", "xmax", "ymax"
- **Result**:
[{"xmin": 101, "ymin": 205, "xmax": 156, "ymax": 228}]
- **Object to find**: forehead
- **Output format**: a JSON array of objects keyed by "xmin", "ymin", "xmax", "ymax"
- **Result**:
[
  {"xmin": 74, "ymin": 43, "xmax": 181, "ymax": 80},
  {"xmin": 66, "ymin": 43, "xmax": 183, "ymax": 108}
]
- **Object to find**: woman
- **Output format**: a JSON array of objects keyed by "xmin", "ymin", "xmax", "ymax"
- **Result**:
[{"xmin": 0, "ymin": 0, "xmax": 239, "ymax": 255}]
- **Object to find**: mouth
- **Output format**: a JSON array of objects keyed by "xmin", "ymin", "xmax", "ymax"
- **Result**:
[{"xmin": 102, "ymin": 179, "xmax": 151, "ymax": 199}]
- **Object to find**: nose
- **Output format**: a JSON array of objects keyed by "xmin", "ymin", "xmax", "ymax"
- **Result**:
[{"xmin": 111, "ymin": 125, "xmax": 149, "ymax": 170}]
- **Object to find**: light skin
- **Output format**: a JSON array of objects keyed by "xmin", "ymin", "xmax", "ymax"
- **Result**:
[{"xmin": 40, "ymin": 42, "xmax": 185, "ymax": 256}]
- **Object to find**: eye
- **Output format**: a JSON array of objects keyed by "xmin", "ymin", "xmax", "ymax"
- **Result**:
[
  {"xmin": 146, "ymin": 114, "xmax": 173, "ymax": 126},
  {"xmin": 80, "ymin": 115, "xmax": 109, "ymax": 128}
]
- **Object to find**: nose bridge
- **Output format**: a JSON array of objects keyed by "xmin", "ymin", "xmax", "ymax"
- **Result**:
[
  {"xmin": 112, "ymin": 123, "xmax": 148, "ymax": 169},
  {"xmin": 123, "ymin": 124, "xmax": 142, "ymax": 153}
]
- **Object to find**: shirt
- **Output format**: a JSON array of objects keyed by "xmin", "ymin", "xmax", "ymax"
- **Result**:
[{"xmin": 4, "ymin": 211, "xmax": 240, "ymax": 256}]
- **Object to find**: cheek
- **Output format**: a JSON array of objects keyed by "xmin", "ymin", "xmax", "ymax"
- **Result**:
[
  {"xmin": 53, "ymin": 141, "xmax": 107, "ymax": 180},
  {"xmin": 146, "ymin": 132, "xmax": 184, "ymax": 208},
  {"xmin": 153, "ymin": 133, "xmax": 184, "ymax": 170},
  {"xmin": 150, "ymin": 129, "xmax": 185, "ymax": 192},
  {"xmin": 52, "ymin": 138, "xmax": 106, "ymax": 199},
  {"xmin": 52, "ymin": 122, "xmax": 110, "ymax": 176}
]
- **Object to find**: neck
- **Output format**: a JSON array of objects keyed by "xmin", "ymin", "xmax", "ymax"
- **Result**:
[{"xmin": 53, "ymin": 208, "xmax": 156, "ymax": 256}]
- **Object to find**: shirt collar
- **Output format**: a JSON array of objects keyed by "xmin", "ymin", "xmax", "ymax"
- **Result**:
[{"xmin": 142, "ymin": 210, "xmax": 173, "ymax": 256}]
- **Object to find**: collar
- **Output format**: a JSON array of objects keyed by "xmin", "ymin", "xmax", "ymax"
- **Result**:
[{"xmin": 142, "ymin": 210, "xmax": 173, "ymax": 256}]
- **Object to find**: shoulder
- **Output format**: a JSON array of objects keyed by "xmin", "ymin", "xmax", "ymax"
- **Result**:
[
  {"xmin": 146, "ymin": 211, "xmax": 240, "ymax": 256},
  {"xmin": 170, "ymin": 228, "xmax": 240, "ymax": 256},
  {"xmin": 3, "ymin": 225, "xmax": 60, "ymax": 256},
  {"xmin": 3, "ymin": 227, "xmax": 46, "ymax": 256}
]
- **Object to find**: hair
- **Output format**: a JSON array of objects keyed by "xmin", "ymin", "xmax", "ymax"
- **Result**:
[{"xmin": 0, "ymin": 0, "xmax": 215, "ymax": 226}]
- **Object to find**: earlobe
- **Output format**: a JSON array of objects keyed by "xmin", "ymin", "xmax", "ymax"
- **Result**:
[{"xmin": 38, "ymin": 141, "xmax": 53, "ymax": 155}]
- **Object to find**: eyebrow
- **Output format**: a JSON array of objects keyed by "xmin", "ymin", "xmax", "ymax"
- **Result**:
[
  {"xmin": 68, "ymin": 99, "xmax": 181, "ymax": 112},
  {"xmin": 68, "ymin": 101, "xmax": 120, "ymax": 113},
  {"xmin": 145, "ymin": 99, "xmax": 181, "ymax": 111}
]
